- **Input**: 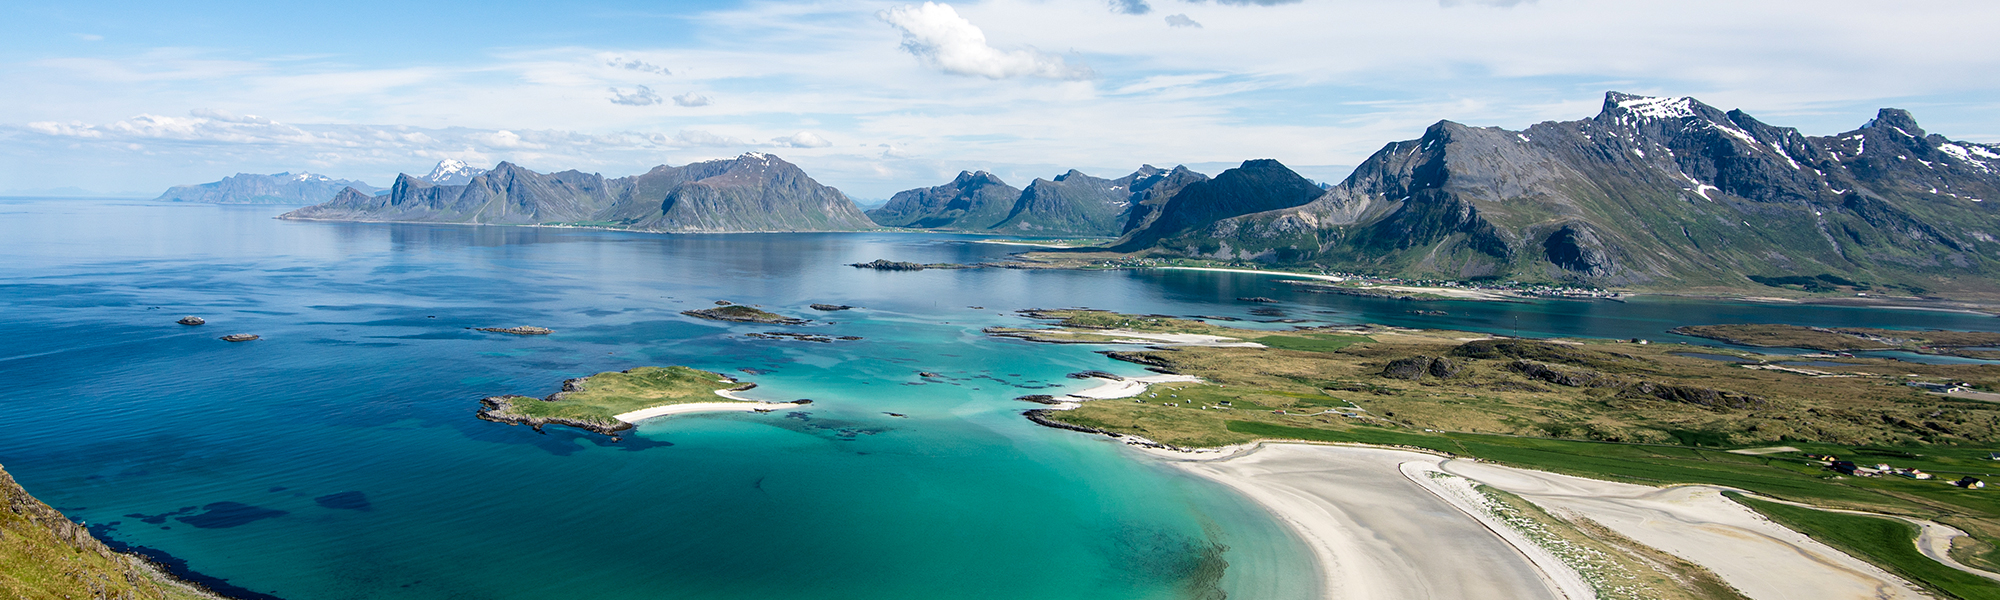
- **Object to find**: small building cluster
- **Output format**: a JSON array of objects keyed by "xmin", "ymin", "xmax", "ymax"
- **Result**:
[{"xmin": 1822, "ymin": 456, "xmax": 1982, "ymax": 488}]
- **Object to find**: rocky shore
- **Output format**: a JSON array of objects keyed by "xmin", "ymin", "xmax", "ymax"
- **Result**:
[{"xmin": 475, "ymin": 394, "xmax": 632, "ymax": 435}]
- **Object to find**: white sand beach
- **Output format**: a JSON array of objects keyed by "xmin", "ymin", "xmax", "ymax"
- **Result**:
[
  {"xmin": 1167, "ymin": 444, "xmax": 1563, "ymax": 599},
  {"xmin": 611, "ymin": 389, "xmax": 807, "ymax": 423},
  {"xmin": 1442, "ymin": 458, "xmax": 1927, "ymax": 599},
  {"xmin": 1029, "ymin": 329, "xmax": 1266, "ymax": 347},
  {"xmin": 1157, "ymin": 442, "xmax": 1940, "ymax": 600},
  {"xmin": 1066, "ymin": 374, "xmax": 1203, "ymax": 400}
]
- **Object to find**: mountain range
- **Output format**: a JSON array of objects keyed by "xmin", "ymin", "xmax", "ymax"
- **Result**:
[
  {"xmin": 280, "ymin": 153, "xmax": 874, "ymax": 232},
  {"xmin": 1105, "ymin": 92, "xmax": 2000, "ymax": 296},
  {"xmin": 153, "ymin": 172, "xmax": 383, "ymax": 204},
  {"xmin": 865, "ymin": 165, "xmax": 1211, "ymax": 237}
]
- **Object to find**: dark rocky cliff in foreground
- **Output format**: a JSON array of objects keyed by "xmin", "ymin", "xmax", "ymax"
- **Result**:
[
  {"xmin": 281, "ymin": 153, "xmax": 875, "ymax": 233},
  {"xmin": 155, "ymin": 172, "xmax": 381, "ymax": 205},
  {"xmin": 1146, "ymin": 92, "xmax": 2000, "ymax": 295}
]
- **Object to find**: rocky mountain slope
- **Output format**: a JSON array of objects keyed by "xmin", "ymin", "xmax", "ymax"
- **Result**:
[
  {"xmin": 1145, "ymin": 92, "xmax": 2000, "ymax": 295},
  {"xmin": 1, "ymin": 464, "xmax": 220, "ymax": 599},
  {"xmin": 154, "ymin": 172, "xmax": 381, "ymax": 204},
  {"xmin": 281, "ymin": 153, "xmax": 875, "ymax": 233},
  {"xmin": 867, "ymin": 165, "xmax": 1209, "ymax": 237}
]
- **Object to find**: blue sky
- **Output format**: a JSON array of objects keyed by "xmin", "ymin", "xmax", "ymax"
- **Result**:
[{"xmin": 4, "ymin": 0, "xmax": 1997, "ymax": 199}]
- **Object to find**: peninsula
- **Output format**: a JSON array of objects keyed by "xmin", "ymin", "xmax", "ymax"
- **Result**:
[
  {"xmin": 477, "ymin": 366, "xmax": 805, "ymax": 435},
  {"xmin": 997, "ymin": 309, "xmax": 2000, "ymax": 598}
]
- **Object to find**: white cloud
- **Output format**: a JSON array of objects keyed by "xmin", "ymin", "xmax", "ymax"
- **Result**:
[
  {"xmin": 672, "ymin": 92, "xmax": 712, "ymax": 107},
  {"xmin": 1164, "ymin": 14, "xmax": 1202, "ymax": 28},
  {"xmin": 876, "ymin": 2, "xmax": 1092, "ymax": 80},
  {"xmin": 608, "ymin": 85, "xmax": 664, "ymax": 106},
  {"xmin": 772, "ymin": 131, "xmax": 832, "ymax": 148},
  {"xmin": 605, "ymin": 57, "xmax": 670, "ymax": 75},
  {"xmin": 1108, "ymin": 0, "xmax": 1152, "ymax": 15}
]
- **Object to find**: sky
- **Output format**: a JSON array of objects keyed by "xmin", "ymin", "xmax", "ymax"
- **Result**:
[{"xmin": 2, "ymin": 0, "xmax": 1997, "ymax": 199}]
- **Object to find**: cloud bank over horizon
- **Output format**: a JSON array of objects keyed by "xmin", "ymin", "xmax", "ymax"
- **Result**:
[{"xmin": 3, "ymin": 0, "xmax": 1997, "ymax": 198}]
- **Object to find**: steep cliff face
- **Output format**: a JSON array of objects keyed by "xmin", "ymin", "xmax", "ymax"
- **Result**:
[
  {"xmin": 1158, "ymin": 92, "xmax": 2000, "ymax": 293},
  {"xmin": 154, "ymin": 172, "xmax": 380, "ymax": 205},
  {"xmin": 281, "ymin": 153, "xmax": 873, "ymax": 233},
  {"xmin": 1, "ymin": 464, "xmax": 219, "ymax": 599},
  {"xmin": 865, "ymin": 171, "xmax": 1022, "ymax": 230}
]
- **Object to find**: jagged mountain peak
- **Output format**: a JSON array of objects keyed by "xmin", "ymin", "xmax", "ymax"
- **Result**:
[
  {"xmin": 424, "ymin": 159, "xmax": 489, "ymax": 185},
  {"xmin": 1600, "ymin": 92, "xmax": 1702, "ymax": 120},
  {"xmin": 1864, "ymin": 108, "xmax": 1926, "ymax": 138}
]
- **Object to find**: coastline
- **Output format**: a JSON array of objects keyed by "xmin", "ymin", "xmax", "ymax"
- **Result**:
[
  {"xmin": 1153, "ymin": 266, "xmax": 1346, "ymax": 282},
  {"xmin": 1147, "ymin": 441, "xmax": 1936, "ymax": 600}
]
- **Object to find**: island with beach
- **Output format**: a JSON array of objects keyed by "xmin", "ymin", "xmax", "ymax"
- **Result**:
[
  {"xmin": 477, "ymin": 366, "xmax": 807, "ymax": 435},
  {"xmin": 995, "ymin": 308, "xmax": 2000, "ymax": 599}
]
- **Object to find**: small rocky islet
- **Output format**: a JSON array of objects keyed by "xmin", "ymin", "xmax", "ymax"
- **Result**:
[
  {"xmin": 477, "ymin": 366, "xmax": 762, "ymax": 436},
  {"xmin": 474, "ymin": 326, "xmax": 554, "ymax": 335},
  {"xmin": 680, "ymin": 302, "xmax": 808, "ymax": 325}
]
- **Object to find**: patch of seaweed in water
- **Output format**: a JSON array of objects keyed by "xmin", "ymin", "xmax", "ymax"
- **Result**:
[
  {"xmin": 89, "ymin": 522, "xmax": 289, "ymax": 600},
  {"xmin": 176, "ymin": 502, "xmax": 289, "ymax": 529},
  {"xmin": 1110, "ymin": 524, "xmax": 1231, "ymax": 600}
]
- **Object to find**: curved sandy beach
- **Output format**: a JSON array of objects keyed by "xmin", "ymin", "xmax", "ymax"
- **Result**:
[
  {"xmin": 611, "ymin": 389, "xmax": 806, "ymax": 423},
  {"xmin": 1161, "ymin": 442, "xmax": 1933, "ymax": 600},
  {"xmin": 1441, "ymin": 458, "xmax": 1928, "ymax": 599}
]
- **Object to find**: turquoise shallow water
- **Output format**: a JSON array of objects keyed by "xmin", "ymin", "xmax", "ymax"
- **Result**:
[{"xmin": 3, "ymin": 197, "xmax": 1998, "ymax": 599}]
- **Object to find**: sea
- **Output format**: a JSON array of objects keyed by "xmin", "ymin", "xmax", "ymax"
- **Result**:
[{"xmin": 3, "ymin": 196, "xmax": 1997, "ymax": 600}]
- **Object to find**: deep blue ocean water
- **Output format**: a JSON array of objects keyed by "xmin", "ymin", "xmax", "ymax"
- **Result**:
[{"xmin": 3, "ymin": 197, "xmax": 1997, "ymax": 599}]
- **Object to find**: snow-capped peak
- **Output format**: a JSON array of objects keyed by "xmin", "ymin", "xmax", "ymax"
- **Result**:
[
  {"xmin": 424, "ymin": 159, "xmax": 488, "ymax": 185},
  {"xmin": 741, "ymin": 152, "xmax": 773, "ymax": 164},
  {"xmin": 1614, "ymin": 95, "xmax": 1697, "ymax": 120}
]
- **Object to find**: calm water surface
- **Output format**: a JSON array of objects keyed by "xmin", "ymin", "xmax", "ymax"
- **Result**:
[{"xmin": 2, "ymin": 198, "xmax": 1996, "ymax": 599}]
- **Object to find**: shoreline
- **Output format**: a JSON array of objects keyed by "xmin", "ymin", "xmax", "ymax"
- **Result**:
[
  {"xmin": 1152, "ymin": 266, "xmax": 1347, "ymax": 282},
  {"xmin": 1146, "ymin": 441, "xmax": 1939, "ymax": 600}
]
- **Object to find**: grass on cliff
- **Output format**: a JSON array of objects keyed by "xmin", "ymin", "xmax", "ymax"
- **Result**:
[
  {"xmin": 1732, "ymin": 494, "xmax": 2000, "ymax": 600},
  {"xmin": 2, "ymin": 468, "xmax": 217, "ymax": 600},
  {"xmin": 495, "ymin": 366, "xmax": 745, "ymax": 423}
]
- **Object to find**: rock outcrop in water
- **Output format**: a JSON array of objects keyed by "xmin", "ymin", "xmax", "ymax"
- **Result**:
[{"xmin": 281, "ymin": 153, "xmax": 875, "ymax": 233}]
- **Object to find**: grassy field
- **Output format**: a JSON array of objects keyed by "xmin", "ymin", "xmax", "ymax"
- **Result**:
[
  {"xmin": 1734, "ymin": 494, "xmax": 2000, "ymax": 600},
  {"xmin": 995, "ymin": 310, "xmax": 2000, "ymax": 573},
  {"xmin": 489, "ymin": 366, "xmax": 746, "ymax": 425}
]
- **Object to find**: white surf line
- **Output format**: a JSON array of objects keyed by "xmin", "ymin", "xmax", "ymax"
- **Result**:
[
  {"xmin": 1154, "ymin": 266, "xmax": 1346, "ymax": 282},
  {"xmin": 1400, "ymin": 461, "xmax": 1596, "ymax": 600},
  {"xmin": 611, "ymin": 389, "xmax": 807, "ymax": 423}
]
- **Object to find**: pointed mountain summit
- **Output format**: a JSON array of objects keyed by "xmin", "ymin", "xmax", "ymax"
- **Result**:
[
  {"xmin": 1115, "ymin": 159, "xmax": 1325, "ymax": 251},
  {"xmin": 154, "ymin": 171, "xmax": 381, "ymax": 204},
  {"xmin": 424, "ymin": 159, "xmax": 489, "ymax": 185},
  {"xmin": 866, "ymin": 171, "xmax": 1022, "ymax": 230},
  {"xmin": 282, "ymin": 153, "xmax": 873, "ymax": 233},
  {"xmin": 1146, "ymin": 92, "xmax": 2000, "ymax": 295}
]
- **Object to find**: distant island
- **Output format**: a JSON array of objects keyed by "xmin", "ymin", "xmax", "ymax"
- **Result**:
[
  {"xmin": 477, "ymin": 366, "xmax": 805, "ymax": 435},
  {"xmin": 280, "ymin": 153, "xmax": 877, "ymax": 233},
  {"xmin": 154, "ymin": 172, "xmax": 382, "ymax": 205}
]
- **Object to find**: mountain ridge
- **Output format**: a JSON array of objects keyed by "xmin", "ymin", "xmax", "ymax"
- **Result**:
[{"xmin": 281, "ymin": 153, "xmax": 875, "ymax": 233}]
